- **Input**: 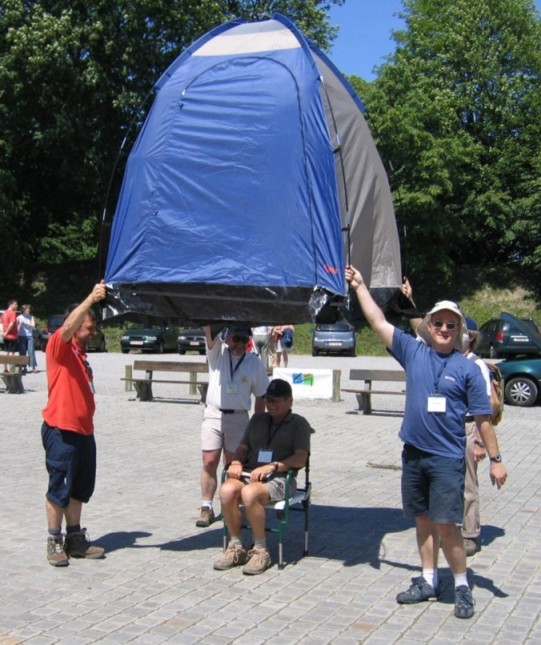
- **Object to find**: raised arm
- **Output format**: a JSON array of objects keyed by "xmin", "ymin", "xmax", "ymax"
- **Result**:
[
  {"xmin": 204, "ymin": 325, "xmax": 219, "ymax": 351},
  {"xmin": 345, "ymin": 265, "xmax": 395, "ymax": 350},
  {"xmin": 61, "ymin": 281, "xmax": 106, "ymax": 343}
]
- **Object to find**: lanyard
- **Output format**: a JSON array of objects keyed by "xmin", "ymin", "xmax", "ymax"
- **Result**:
[
  {"xmin": 72, "ymin": 343, "xmax": 95, "ymax": 392},
  {"xmin": 228, "ymin": 350, "xmax": 245, "ymax": 381},
  {"xmin": 430, "ymin": 351, "xmax": 456, "ymax": 394},
  {"xmin": 267, "ymin": 411, "xmax": 291, "ymax": 448}
]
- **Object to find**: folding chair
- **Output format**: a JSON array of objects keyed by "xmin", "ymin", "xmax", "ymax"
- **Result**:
[{"xmin": 221, "ymin": 458, "xmax": 311, "ymax": 569}]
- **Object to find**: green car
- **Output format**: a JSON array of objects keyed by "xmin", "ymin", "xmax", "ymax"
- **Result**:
[
  {"xmin": 121, "ymin": 325, "xmax": 179, "ymax": 354},
  {"xmin": 498, "ymin": 356, "xmax": 541, "ymax": 407}
]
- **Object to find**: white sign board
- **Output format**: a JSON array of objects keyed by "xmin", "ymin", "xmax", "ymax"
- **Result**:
[{"xmin": 273, "ymin": 367, "xmax": 334, "ymax": 400}]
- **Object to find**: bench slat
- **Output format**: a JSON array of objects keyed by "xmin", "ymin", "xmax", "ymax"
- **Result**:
[
  {"xmin": 346, "ymin": 368, "xmax": 406, "ymax": 415},
  {"xmin": 349, "ymin": 369, "xmax": 405, "ymax": 382},
  {"xmin": 132, "ymin": 360, "xmax": 208, "ymax": 373}
]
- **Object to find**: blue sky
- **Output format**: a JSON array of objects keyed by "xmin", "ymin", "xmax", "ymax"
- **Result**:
[{"xmin": 328, "ymin": 0, "xmax": 541, "ymax": 80}]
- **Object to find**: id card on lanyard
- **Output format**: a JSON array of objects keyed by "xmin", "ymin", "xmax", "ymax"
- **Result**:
[
  {"xmin": 226, "ymin": 351, "xmax": 245, "ymax": 394},
  {"xmin": 427, "ymin": 352, "xmax": 456, "ymax": 414}
]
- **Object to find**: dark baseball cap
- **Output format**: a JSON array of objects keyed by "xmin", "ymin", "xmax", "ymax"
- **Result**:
[
  {"xmin": 264, "ymin": 379, "xmax": 292, "ymax": 399},
  {"xmin": 227, "ymin": 326, "xmax": 252, "ymax": 338}
]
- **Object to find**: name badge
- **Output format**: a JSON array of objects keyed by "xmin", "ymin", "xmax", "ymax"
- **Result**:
[
  {"xmin": 258, "ymin": 450, "xmax": 273, "ymax": 463},
  {"xmin": 428, "ymin": 395, "xmax": 446, "ymax": 413},
  {"xmin": 226, "ymin": 383, "xmax": 239, "ymax": 394}
]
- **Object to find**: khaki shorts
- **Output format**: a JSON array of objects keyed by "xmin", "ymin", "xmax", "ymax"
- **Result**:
[
  {"xmin": 201, "ymin": 406, "xmax": 249, "ymax": 453},
  {"xmin": 239, "ymin": 473, "xmax": 297, "ymax": 503}
]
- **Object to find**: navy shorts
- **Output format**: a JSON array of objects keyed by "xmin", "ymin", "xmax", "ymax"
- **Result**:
[
  {"xmin": 41, "ymin": 422, "xmax": 97, "ymax": 507},
  {"xmin": 401, "ymin": 444, "xmax": 465, "ymax": 524}
]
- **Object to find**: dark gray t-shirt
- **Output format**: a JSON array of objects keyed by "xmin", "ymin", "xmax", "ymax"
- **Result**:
[{"xmin": 241, "ymin": 411, "xmax": 311, "ymax": 470}]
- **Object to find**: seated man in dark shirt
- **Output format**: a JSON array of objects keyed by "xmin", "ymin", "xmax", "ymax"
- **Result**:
[{"xmin": 213, "ymin": 379, "xmax": 311, "ymax": 575}]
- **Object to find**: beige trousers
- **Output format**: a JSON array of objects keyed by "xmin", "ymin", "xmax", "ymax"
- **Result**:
[{"xmin": 462, "ymin": 421, "xmax": 480, "ymax": 539}]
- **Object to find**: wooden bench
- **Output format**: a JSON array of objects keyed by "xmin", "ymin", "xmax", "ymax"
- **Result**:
[
  {"xmin": 122, "ymin": 360, "xmax": 209, "ymax": 402},
  {"xmin": 342, "ymin": 368, "xmax": 406, "ymax": 415},
  {"xmin": 1, "ymin": 355, "xmax": 30, "ymax": 394}
]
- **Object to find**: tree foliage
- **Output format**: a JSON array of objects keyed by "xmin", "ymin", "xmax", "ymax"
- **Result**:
[
  {"xmin": 0, "ymin": 0, "xmax": 341, "ymax": 294},
  {"xmin": 356, "ymin": 0, "xmax": 541, "ymax": 288}
]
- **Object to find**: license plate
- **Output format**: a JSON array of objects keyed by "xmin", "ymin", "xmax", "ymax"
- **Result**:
[
  {"xmin": 189, "ymin": 341, "xmax": 199, "ymax": 346},
  {"xmin": 328, "ymin": 342, "xmax": 341, "ymax": 347},
  {"xmin": 131, "ymin": 341, "xmax": 144, "ymax": 346}
]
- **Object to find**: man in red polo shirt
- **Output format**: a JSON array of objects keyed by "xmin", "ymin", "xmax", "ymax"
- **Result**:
[{"xmin": 41, "ymin": 281, "xmax": 106, "ymax": 566}]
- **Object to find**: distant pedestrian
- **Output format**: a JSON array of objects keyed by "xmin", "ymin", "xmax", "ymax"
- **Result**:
[
  {"xmin": 252, "ymin": 326, "xmax": 271, "ymax": 368},
  {"xmin": 18, "ymin": 304, "xmax": 38, "ymax": 372},
  {"xmin": 2, "ymin": 299, "xmax": 18, "ymax": 372}
]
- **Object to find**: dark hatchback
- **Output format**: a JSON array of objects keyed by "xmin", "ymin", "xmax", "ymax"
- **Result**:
[
  {"xmin": 177, "ymin": 328, "xmax": 206, "ymax": 355},
  {"xmin": 311, "ymin": 322, "xmax": 356, "ymax": 357},
  {"xmin": 41, "ymin": 313, "xmax": 107, "ymax": 352},
  {"xmin": 498, "ymin": 356, "xmax": 541, "ymax": 407},
  {"xmin": 475, "ymin": 312, "xmax": 541, "ymax": 359}
]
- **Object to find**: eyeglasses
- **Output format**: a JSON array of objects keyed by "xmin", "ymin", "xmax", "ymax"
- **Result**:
[
  {"xmin": 431, "ymin": 320, "xmax": 457, "ymax": 330},
  {"xmin": 231, "ymin": 335, "xmax": 249, "ymax": 344}
]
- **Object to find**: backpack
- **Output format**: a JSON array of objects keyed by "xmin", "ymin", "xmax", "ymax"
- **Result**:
[
  {"xmin": 469, "ymin": 355, "xmax": 504, "ymax": 426},
  {"xmin": 486, "ymin": 362, "xmax": 504, "ymax": 426},
  {"xmin": 281, "ymin": 327, "xmax": 293, "ymax": 348}
]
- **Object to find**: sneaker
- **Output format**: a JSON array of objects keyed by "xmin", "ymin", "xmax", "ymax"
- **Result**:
[
  {"xmin": 454, "ymin": 585, "xmax": 475, "ymax": 619},
  {"xmin": 242, "ymin": 547, "xmax": 272, "ymax": 575},
  {"xmin": 47, "ymin": 534, "xmax": 69, "ymax": 567},
  {"xmin": 396, "ymin": 576, "xmax": 439, "ymax": 604},
  {"xmin": 196, "ymin": 506, "xmax": 215, "ymax": 527},
  {"xmin": 213, "ymin": 544, "xmax": 248, "ymax": 570},
  {"xmin": 464, "ymin": 537, "xmax": 480, "ymax": 557},
  {"xmin": 64, "ymin": 528, "xmax": 105, "ymax": 559}
]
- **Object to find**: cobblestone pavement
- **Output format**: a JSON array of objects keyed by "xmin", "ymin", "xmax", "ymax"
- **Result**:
[{"xmin": 1, "ymin": 351, "xmax": 540, "ymax": 644}]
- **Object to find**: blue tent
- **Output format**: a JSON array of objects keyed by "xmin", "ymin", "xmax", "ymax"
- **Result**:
[{"xmin": 103, "ymin": 14, "xmax": 401, "ymax": 324}]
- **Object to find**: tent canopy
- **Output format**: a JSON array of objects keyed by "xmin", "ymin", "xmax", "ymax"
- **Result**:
[{"xmin": 103, "ymin": 14, "xmax": 401, "ymax": 325}]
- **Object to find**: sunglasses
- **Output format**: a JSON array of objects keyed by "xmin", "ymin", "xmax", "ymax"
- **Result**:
[
  {"xmin": 431, "ymin": 320, "xmax": 457, "ymax": 330},
  {"xmin": 231, "ymin": 335, "xmax": 249, "ymax": 344}
]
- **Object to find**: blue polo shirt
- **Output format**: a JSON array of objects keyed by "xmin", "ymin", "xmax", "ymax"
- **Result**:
[{"xmin": 391, "ymin": 328, "xmax": 492, "ymax": 459}]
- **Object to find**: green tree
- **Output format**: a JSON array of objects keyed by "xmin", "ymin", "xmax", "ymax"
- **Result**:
[
  {"xmin": 0, "ymin": 0, "xmax": 341, "ymax": 295},
  {"xmin": 359, "ymin": 0, "xmax": 541, "ymax": 287}
]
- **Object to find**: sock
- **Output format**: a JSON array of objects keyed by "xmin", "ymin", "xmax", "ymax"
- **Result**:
[
  {"xmin": 201, "ymin": 501, "xmax": 213, "ymax": 509},
  {"xmin": 254, "ymin": 538, "xmax": 266, "ymax": 550},
  {"xmin": 454, "ymin": 571, "xmax": 469, "ymax": 589},
  {"xmin": 422, "ymin": 568, "xmax": 437, "ymax": 589},
  {"xmin": 229, "ymin": 536, "xmax": 242, "ymax": 548},
  {"xmin": 48, "ymin": 528, "xmax": 62, "ymax": 536},
  {"xmin": 66, "ymin": 524, "xmax": 81, "ymax": 534}
]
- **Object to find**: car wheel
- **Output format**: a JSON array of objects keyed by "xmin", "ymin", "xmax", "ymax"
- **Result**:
[
  {"xmin": 157, "ymin": 341, "xmax": 164, "ymax": 354},
  {"xmin": 121, "ymin": 348, "xmax": 129, "ymax": 354},
  {"xmin": 348, "ymin": 348, "xmax": 356, "ymax": 357},
  {"xmin": 504, "ymin": 376, "xmax": 539, "ymax": 407},
  {"xmin": 199, "ymin": 350, "xmax": 206, "ymax": 355},
  {"xmin": 178, "ymin": 349, "xmax": 186, "ymax": 355},
  {"xmin": 312, "ymin": 348, "xmax": 319, "ymax": 357},
  {"xmin": 98, "ymin": 339, "xmax": 106, "ymax": 352},
  {"xmin": 489, "ymin": 344, "xmax": 497, "ymax": 359}
]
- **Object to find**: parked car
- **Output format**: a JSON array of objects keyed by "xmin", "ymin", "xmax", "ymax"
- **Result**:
[
  {"xmin": 41, "ymin": 313, "xmax": 107, "ymax": 352},
  {"xmin": 498, "ymin": 355, "xmax": 541, "ymax": 407},
  {"xmin": 311, "ymin": 322, "xmax": 356, "ymax": 357},
  {"xmin": 177, "ymin": 328, "xmax": 206, "ymax": 355},
  {"xmin": 121, "ymin": 325, "xmax": 179, "ymax": 354},
  {"xmin": 475, "ymin": 312, "xmax": 541, "ymax": 359}
]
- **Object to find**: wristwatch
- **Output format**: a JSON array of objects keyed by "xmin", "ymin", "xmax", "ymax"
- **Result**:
[{"xmin": 489, "ymin": 454, "xmax": 502, "ymax": 463}]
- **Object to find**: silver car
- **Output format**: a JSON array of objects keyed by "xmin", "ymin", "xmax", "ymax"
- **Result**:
[{"xmin": 312, "ymin": 322, "xmax": 356, "ymax": 357}]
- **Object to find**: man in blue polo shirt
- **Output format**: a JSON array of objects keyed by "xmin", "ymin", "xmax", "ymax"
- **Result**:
[{"xmin": 346, "ymin": 265, "xmax": 507, "ymax": 620}]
